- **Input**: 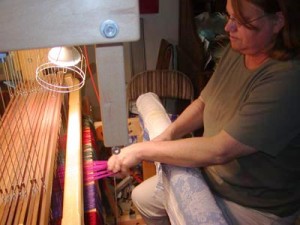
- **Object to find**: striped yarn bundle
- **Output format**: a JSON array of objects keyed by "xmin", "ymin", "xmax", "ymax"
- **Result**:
[{"xmin": 82, "ymin": 116, "xmax": 105, "ymax": 225}]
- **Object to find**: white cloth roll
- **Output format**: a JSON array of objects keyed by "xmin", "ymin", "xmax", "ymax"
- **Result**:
[{"xmin": 136, "ymin": 92, "xmax": 171, "ymax": 140}]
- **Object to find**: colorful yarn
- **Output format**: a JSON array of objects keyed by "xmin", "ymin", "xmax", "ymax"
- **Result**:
[
  {"xmin": 83, "ymin": 161, "xmax": 115, "ymax": 182},
  {"xmin": 50, "ymin": 170, "xmax": 63, "ymax": 223},
  {"xmin": 82, "ymin": 116, "xmax": 106, "ymax": 225},
  {"xmin": 84, "ymin": 211, "xmax": 103, "ymax": 225},
  {"xmin": 84, "ymin": 184, "xmax": 105, "ymax": 225}
]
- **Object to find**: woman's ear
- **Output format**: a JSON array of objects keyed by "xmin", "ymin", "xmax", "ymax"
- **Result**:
[{"xmin": 273, "ymin": 11, "xmax": 285, "ymax": 33}]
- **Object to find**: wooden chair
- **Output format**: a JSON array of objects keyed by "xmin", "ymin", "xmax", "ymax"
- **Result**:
[{"xmin": 127, "ymin": 69, "xmax": 194, "ymax": 105}]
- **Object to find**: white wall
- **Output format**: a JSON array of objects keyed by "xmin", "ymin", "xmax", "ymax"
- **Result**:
[{"xmin": 140, "ymin": 0, "xmax": 179, "ymax": 70}]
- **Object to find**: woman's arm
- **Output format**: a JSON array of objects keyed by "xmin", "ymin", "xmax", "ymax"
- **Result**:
[
  {"xmin": 108, "ymin": 129, "xmax": 257, "ymax": 175},
  {"xmin": 154, "ymin": 96, "xmax": 205, "ymax": 142}
]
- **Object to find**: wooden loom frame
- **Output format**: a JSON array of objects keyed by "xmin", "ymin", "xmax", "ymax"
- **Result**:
[
  {"xmin": 0, "ymin": 1, "xmax": 140, "ymax": 224},
  {"xmin": 0, "ymin": 82, "xmax": 64, "ymax": 224}
]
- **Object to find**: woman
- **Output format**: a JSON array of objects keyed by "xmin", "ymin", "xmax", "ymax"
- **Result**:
[{"xmin": 108, "ymin": 0, "xmax": 300, "ymax": 224}]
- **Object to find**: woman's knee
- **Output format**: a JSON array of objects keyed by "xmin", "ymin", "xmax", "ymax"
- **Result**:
[
  {"xmin": 131, "ymin": 176, "xmax": 157, "ymax": 210},
  {"xmin": 131, "ymin": 176, "xmax": 170, "ymax": 225}
]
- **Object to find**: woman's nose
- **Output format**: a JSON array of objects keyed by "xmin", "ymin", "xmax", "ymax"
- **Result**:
[{"xmin": 224, "ymin": 19, "xmax": 237, "ymax": 32}]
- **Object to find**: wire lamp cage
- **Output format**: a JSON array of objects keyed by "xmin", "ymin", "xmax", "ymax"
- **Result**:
[{"xmin": 36, "ymin": 46, "xmax": 86, "ymax": 93}]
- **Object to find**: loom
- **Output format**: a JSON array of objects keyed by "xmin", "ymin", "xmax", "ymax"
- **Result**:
[{"xmin": 0, "ymin": 0, "xmax": 140, "ymax": 224}]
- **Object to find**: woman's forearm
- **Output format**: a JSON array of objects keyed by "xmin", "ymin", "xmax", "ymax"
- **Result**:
[
  {"xmin": 136, "ymin": 136, "xmax": 221, "ymax": 167},
  {"xmin": 167, "ymin": 96, "xmax": 205, "ymax": 139}
]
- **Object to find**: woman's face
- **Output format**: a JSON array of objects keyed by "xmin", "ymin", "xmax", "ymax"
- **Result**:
[{"xmin": 224, "ymin": 0, "xmax": 282, "ymax": 56}]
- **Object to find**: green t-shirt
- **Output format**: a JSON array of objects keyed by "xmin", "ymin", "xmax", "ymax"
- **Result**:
[{"xmin": 201, "ymin": 46, "xmax": 300, "ymax": 216}]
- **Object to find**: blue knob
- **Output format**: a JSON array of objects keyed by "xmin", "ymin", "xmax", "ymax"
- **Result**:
[{"xmin": 100, "ymin": 20, "xmax": 119, "ymax": 39}]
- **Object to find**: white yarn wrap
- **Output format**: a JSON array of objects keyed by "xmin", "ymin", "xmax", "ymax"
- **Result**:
[{"xmin": 136, "ymin": 92, "xmax": 171, "ymax": 140}]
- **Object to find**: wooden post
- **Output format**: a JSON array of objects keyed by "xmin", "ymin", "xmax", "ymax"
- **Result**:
[{"xmin": 95, "ymin": 44, "xmax": 129, "ymax": 147}]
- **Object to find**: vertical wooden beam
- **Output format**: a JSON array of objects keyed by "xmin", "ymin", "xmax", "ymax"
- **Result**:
[
  {"xmin": 95, "ymin": 44, "xmax": 129, "ymax": 147},
  {"xmin": 62, "ymin": 78, "xmax": 84, "ymax": 225}
]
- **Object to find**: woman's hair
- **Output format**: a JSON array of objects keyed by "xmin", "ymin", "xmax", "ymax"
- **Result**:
[{"xmin": 231, "ymin": 0, "xmax": 300, "ymax": 60}]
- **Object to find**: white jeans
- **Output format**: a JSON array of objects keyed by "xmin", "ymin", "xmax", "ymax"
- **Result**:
[{"xmin": 132, "ymin": 175, "xmax": 298, "ymax": 225}]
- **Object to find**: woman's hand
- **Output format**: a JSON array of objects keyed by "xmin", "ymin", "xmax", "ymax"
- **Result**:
[{"xmin": 107, "ymin": 143, "xmax": 142, "ymax": 177}]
